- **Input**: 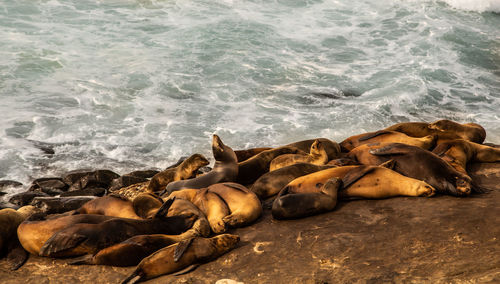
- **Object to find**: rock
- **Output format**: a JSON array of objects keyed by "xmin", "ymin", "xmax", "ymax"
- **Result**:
[
  {"xmin": 29, "ymin": 177, "xmax": 68, "ymax": 195},
  {"xmin": 108, "ymin": 175, "xmax": 148, "ymax": 192},
  {"xmin": 60, "ymin": 187, "xmax": 106, "ymax": 197},
  {"xmin": 125, "ymin": 170, "xmax": 160, "ymax": 179},
  {"xmin": 0, "ymin": 180, "xmax": 23, "ymax": 189},
  {"xmin": 9, "ymin": 191, "xmax": 50, "ymax": 206},
  {"xmin": 31, "ymin": 196, "xmax": 96, "ymax": 214},
  {"xmin": 68, "ymin": 170, "xmax": 120, "ymax": 191},
  {"xmin": 0, "ymin": 201, "xmax": 19, "ymax": 210},
  {"xmin": 61, "ymin": 169, "xmax": 94, "ymax": 186}
]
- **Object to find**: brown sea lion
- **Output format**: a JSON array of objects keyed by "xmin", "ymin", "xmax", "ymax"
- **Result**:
[
  {"xmin": 269, "ymin": 139, "xmax": 329, "ymax": 171},
  {"xmin": 121, "ymin": 234, "xmax": 240, "ymax": 284},
  {"xmin": 147, "ymin": 154, "xmax": 209, "ymax": 192},
  {"xmin": 346, "ymin": 142, "xmax": 478, "ymax": 196},
  {"xmin": 340, "ymin": 130, "xmax": 436, "ymax": 152},
  {"xmin": 74, "ymin": 195, "xmax": 142, "ymax": 219},
  {"xmin": 207, "ymin": 183, "xmax": 262, "ymax": 228},
  {"xmin": 236, "ymin": 146, "xmax": 306, "ymax": 185},
  {"xmin": 432, "ymin": 139, "xmax": 500, "ymax": 175},
  {"xmin": 428, "ymin": 119, "xmax": 486, "ymax": 144},
  {"xmin": 283, "ymin": 138, "xmax": 341, "ymax": 161},
  {"xmin": 272, "ymin": 164, "xmax": 435, "ymax": 219},
  {"xmin": 168, "ymin": 188, "xmax": 230, "ymax": 234},
  {"xmin": 18, "ymin": 213, "xmax": 115, "ymax": 255},
  {"xmin": 38, "ymin": 198, "xmax": 196, "ymax": 258},
  {"xmin": 234, "ymin": 147, "xmax": 272, "ymax": 162},
  {"xmin": 165, "ymin": 135, "xmax": 238, "ymax": 194},
  {"xmin": 0, "ymin": 206, "xmax": 38, "ymax": 270},
  {"xmin": 132, "ymin": 193, "xmax": 164, "ymax": 219},
  {"xmin": 251, "ymin": 163, "xmax": 335, "ymax": 199}
]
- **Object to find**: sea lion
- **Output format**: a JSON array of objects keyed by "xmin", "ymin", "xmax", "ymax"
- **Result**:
[
  {"xmin": 38, "ymin": 198, "xmax": 196, "ymax": 258},
  {"xmin": 346, "ymin": 142, "xmax": 477, "ymax": 196},
  {"xmin": 165, "ymin": 135, "xmax": 238, "ymax": 194},
  {"xmin": 269, "ymin": 139, "xmax": 329, "ymax": 171},
  {"xmin": 340, "ymin": 130, "xmax": 436, "ymax": 152},
  {"xmin": 236, "ymin": 146, "xmax": 306, "ymax": 185},
  {"xmin": 169, "ymin": 188, "xmax": 230, "ymax": 234},
  {"xmin": 121, "ymin": 234, "xmax": 240, "ymax": 284},
  {"xmin": 272, "ymin": 164, "xmax": 436, "ymax": 219},
  {"xmin": 251, "ymin": 163, "xmax": 335, "ymax": 199},
  {"xmin": 74, "ymin": 195, "xmax": 142, "ymax": 219},
  {"xmin": 207, "ymin": 183, "xmax": 262, "ymax": 228},
  {"xmin": 432, "ymin": 139, "xmax": 500, "ymax": 174},
  {"xmin": 234, "ymin": 147, "xmax": 273, "ymax": 162},
  {"xmin": 69, "ymin": 198, "xmax": 211, "ymax": 267},
  {"xmin": 132, "ymin": 193, "xmax": 164, "ymax": 219},
  {"xmin": 283, "ymin": 138, "xmax": 341, "ymax": 161},
  {"xmin": 0, "ymin": 206, "xmax": 38, "ymax": 270},
  {"xmin": 147, "ymin": 154, "xmax": 209, "ymax": 192},
  {"xmin": 428, "ymin": 119, "xmax": 486, "ymax": 144}
]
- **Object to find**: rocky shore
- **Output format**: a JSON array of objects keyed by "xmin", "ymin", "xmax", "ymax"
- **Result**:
[{"xmin": 1, "ymin": 162, "xmax": 499, "ymax": 283}]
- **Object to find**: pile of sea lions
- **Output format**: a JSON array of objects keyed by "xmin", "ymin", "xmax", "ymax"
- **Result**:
[{"xmin": 1, "ymin": 119, "xmax": 499, "ymax": 283}]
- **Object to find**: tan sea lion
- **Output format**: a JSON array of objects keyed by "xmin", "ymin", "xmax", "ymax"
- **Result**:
[
  {"xmin": 132, "ymin": 193, "xmax": 164, "ymax": 219},
  {"xmin": 283, "ymin": 138, "xmax": 341, "ymax": 161},
  {"xmin": 432, "ymin": 139, "xmax": 500, "ymax": 175},
  {"xmin": 234, "ymin": 147, "xmax": 273, "ymax": 162},
  {"xmin": 428, "ymin": 119, "xmax": 486, "ymax": 144},
  {"xmin": 147, "ymin": 154, "xmax": 209, "ymax": 192},
  {"xmin": 269, "ymin": 139, "xmax": 329, "ymax": 171},
  {"xmin": 272, "ymin": 164, "xmax": 436, "ymax": 219},
  {"xmin": 121, "ymin": 234, "xmax": 240, "ymax": 284},
  {"xmin": 346, "ymin": 142, "xmax": 479, "ymax": 196},
  {"xmin": 74, "ymin": 195, "xmax": 142, "ymax": 219},
  {"xmin": 165, "ymin": 135, "xmax": 238, "ymax": 194},
  {"xmin": 251, "ymin": 163, "xmax": 335, "ymax": 199},
  {"xmin": 207, "ymin": 183, "xmax": 262, "ymax": 228},
  {"xmin": 38, "ymin": 198, "xmax": 196, "ymax": 258},
  {"xmin": 340, "ymin": 130, "xmax": 436, "ymax": 152},
  {"xmin": 168, "ymin": 188, "xmax": 230, "ymax": 234}
]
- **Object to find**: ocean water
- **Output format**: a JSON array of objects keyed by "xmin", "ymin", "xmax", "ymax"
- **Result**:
[{"xmin": 0, "ymin": 0, "xmax": 499, "ymax": 189}]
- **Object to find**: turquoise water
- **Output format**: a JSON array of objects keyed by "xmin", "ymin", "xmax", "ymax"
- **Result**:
[{"xmin": 0, "ymin": 0, "xmax": 499, "ymax": 186}]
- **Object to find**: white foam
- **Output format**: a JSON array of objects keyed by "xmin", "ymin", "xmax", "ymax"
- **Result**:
[{"xmin": 441, "ymin": 0, "xmax": 500, "ymax": 13}]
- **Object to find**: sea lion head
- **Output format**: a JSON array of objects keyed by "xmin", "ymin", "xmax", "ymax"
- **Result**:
[
  {"xmin": 212, "ymin": 134, "xmax": 237, "ymax": 163},
  {"xmin": 414, "ymin": 182, "xmax": 436, "ymax": 197},
  {"xmin": 214, "ymin": 234, "xmax": 240, "ymax": 252},
  {"xmin": 310, "ymin": 139, "xmax": 325, "ymax": 156},
  {"xmin": 454, "ymin": 176, "xmax": 472, "ymax": 196},
  {"xmin": 184, "ymin": 153, "xmax": 210, "ymax": 168}
]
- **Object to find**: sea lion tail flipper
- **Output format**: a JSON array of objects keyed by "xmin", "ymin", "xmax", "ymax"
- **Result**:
[
  {"xmin": 341, "ymin": 166, "xmax": 377, "ymax": 190},
  {"xmin": 39, "ymin": 232, "xmax": 87, "ymax": 257},
  {"xmin": 358, "ymin": 130, "xmax": 392, "ymax": 141},
  {"xmin": 432, "ymin": 143, "xmax": 453, "ymax": 157},
  {"xmin": 173, "ymin": 238, "xmax": 194, "ymax": 262},
  {"xmin": 68, "ymin": 255, "xmax": 93, "ymax": 265},
  {"xmin": 378, "ymin": 159, "xmax": 396, "ymax": 169},
  {"xmin": 6, "ymin": 241, "xmax": 29, "ymax": 271},
  {"xmin": 121, "ymin": 270, "xmax": 142, "ymax": 284},
  {"xmin": 172, "ymin": 264, "xmax": 199, "ymax": 276},
  {"xmin": 154, "ymin": 197, "xmax": 176, "ymax": 219},
  {"xmin": 369, "ymin": 144, "xmax": 407, "ymax": 156}
]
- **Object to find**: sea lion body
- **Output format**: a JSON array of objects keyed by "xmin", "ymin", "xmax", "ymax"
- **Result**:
[
  {"xmin": 121, "ymin": 234, "xmax": 240, "ymax": 284},
  {"xmin": 38, "ymin": 199, "xmax": 196, "ymax": 258},
  {"xmin": 347, "ymin": 143, "xmax": 475, "ymax": 196},
  {"xmin": 283, "ymin": 138, "xmax": 341, "ymax": 161},
  {"xmin": 269, "ymin": 139, "xmax": 329, "ymax": 171},
  {"xmin": 147, "ymin": 154, "xmax": 209, "ymax": 192},
  {"xmin": 428, "ymin": 119, "xmax": 486, "ymax": 144},
  {"xmin": 432, "ymin": 139, "xmax": 500, "ymax": 174},
  {"xmin": 234, "ymin": 147, "xmax": 273, "ymax": 162},
  {"xmin": 340, "ymin": 130, "xmax": 436, "ymax": 152},
  {"xmin": 251, "ymin": 163, "xmax": 335, "ymax": 199},
  {"xmin": 207, "ymin": 183, "xmax": 262, "ymax": 228},
  {"xmin": 165, "ymin": 135, "xmax": 238, "ymax": 194},
  {"xmin": 74, "ymin": 195, "xmax": 142, "ymax": 219}
]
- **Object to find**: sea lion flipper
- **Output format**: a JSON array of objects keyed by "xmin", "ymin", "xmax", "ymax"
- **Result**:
[
  {"xmin": 341, "ymin": 166, "xmax": 377, "ymax": 190},
  {"xmin": 173, "ymin": 238, "xmax": 194, "ymax": 262},
  {"xmin": 172, "ymin": 264, "xmax": 199, "ymax": 276},
  {"xmin": 154, "ymin": 197, "xmax": 176, "ymax": 219},
  {"xmin": 39, "ymin": 232, "xmax": 87, "ymax": 257},
  {"xmin": 68, "ymin": 254, "xmax": 93, "ymax": 265},
  {"xmin": 6, "ymin": 241, "xmax": 29, "ymax": 271},
  {"xmin": 358, "ymin": 130, "xmax": 392, "ymax": 141},
  {"xmin": 378, "ymin": 159, "xmax": 396, "ymax": 169},
  {"xmin": 121, "ymin": 270, "xmax": 142, "ymax": 284},
  {"xmin": 369, "ymin": 144, "xmax": 408, "ymax": 156}
]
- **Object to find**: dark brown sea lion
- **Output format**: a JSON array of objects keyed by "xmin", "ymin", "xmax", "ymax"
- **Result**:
[
  {"xmin": 74, "ymin": 195, "xmax": 142, "ymax": 219},
  {"xmin": 165, "ymin": 135, "xmax": 238, "ymax": 194},
  {"xmin": 147, "ymin": 154, "xmax": 209, "ymax": 192},
  {"xmin": 340, "ymin": 130, "xmax": 436, "ymax": 152},
  {"xmin": 272, "ymin": 164, "xmax": 435, "ymax": 219},
  {"xmin": 207, "ymin": 183, "xmax": 262, "ymax": 228},
  {"xmin": 121, "ymin": 234, "xmax": 240, "ymax": 284},
  {"xmin": 38, "ymin": 198, "xmax": 196, "ymax": 258},
  {"xmin": 234, "ymin": 147, "xmax": 273, "ymax": 162},
  {"xmin": 283, "ymin": 138, "xmax": 341, "ymax": 161},
  {"xmin": 250, "ymin": 163, "xmax": 335, "ymax": 199},
  {"xmin": 236, "ymin": 146, "xmax": 306, "ymax": 185},
  {"xmin": 347, "ymin": 142, "xmax": 478, "ymax": 196},
  {"xmin": 269, "ymin": 139, "xmax": 329, "ymax": 171},
  {"xmin": 168, "ymin": 188, "xmax": 230, "ymax": 234},
  {"xmin": 432, "ymin": 139, "xmax": 500, "ymax": 175}
]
